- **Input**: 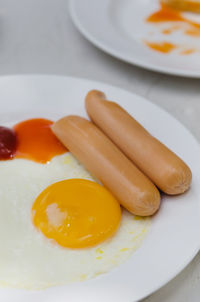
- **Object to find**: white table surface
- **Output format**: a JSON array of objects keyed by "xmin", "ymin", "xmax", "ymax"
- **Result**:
[{"xmin": 0, "ymin": 0, "xmax": 199, "ymax": 301}]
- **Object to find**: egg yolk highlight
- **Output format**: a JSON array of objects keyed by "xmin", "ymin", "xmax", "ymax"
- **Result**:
[
  {"xmin": 14, "ymin": 118, "xmax": 67, "ymax": 163},
  {"xmin": 32, "ymin": 179, "xmax": 121, "ymax": 249}
]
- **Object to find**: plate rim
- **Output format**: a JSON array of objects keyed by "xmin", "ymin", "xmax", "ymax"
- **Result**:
[{"xmin": 69, "ymin": 0, "xmax": 200, "ymax": 78}]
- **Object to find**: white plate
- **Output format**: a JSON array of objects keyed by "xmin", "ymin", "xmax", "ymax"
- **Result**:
[
  {"xmin": 0, "ymin": 75, "xmax": 200, "ymax": 302},
  {"xmin": 69, "ymin": 0, "xmax": 200, "ymax": 77}
]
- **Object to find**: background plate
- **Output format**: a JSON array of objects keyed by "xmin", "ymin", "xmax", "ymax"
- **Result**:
[{"xmin": 70, "ymin": 0, "xmax": 200, "ymax": 77}]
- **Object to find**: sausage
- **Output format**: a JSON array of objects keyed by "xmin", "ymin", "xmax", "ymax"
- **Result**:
[
  {"xmin": 52, "ymin": 116, "xmax": 160, "ymax": 216},
  {"xmin": 85, "ymin": 90, "xmax": 192, "ymax": 195}
]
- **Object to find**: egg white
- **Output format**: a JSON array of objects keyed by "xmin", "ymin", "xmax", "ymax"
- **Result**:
[{"xmin": 0, "ymin": 153, "xmax": 150, "ymax": 289}]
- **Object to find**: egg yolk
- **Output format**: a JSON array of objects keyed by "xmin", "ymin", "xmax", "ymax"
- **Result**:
[
  {"xmin": 32, "ymin": 179, "xmax": 121, "ymax": 249},
  {"xmin": 14, "ymin": 118, "xmax": 67, "ymax": 163}
]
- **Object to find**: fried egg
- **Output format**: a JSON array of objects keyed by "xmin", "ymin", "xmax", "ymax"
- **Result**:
[{"xmin": 0, "ymin": 153, "xmax": 150, "ymax": 289}]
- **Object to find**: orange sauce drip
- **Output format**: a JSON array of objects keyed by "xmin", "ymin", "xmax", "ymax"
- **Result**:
[
  {"xmin": 185, "ymin": 28, "xmax": 200, "ymax": 36},
  {"xmin": 145, "ymin": 41, "xmax": 176, "ymax": 53},
  {"xmin": 147, "ymin": 3, "xmax": 185, "ymax": 22},
  {"xmin": 180, "ymin": 48, "xmax": 196, "ymax": 55},
  {"xmin": 162, "ymin": 25, "xmax": 180, "ymax": 34},
  {"xmin": 14, "ymin": 118, "xmax": 67, "ymax": 164},
  {"xmin": 162, "ymin": 28, "xmax": 172, "ymax": 34},
  {"xmin": 147, "ymin": 3, "xmax": 200, "ymax": 36},
  {"xmin": 168, "ymin": 1, "xmax": 200, "ymax": 13}
]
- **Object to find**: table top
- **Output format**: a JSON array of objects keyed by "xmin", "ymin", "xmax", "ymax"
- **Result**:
[{"xmin": 0, "ymin": 0, "xmax": 199, "ymax": 301}]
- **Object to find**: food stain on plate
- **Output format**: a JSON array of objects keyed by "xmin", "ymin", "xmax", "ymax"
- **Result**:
[
  {"xmin": 144, "ymin": 41, "xmax": 177, "ymax": 53},
  {"xmin": 180, "ymin": 48, "xmax": 196, "ymax": 55},
  {"xmin": 162, "ymin": 25, "xmax": 180, "ymax": 34},
  {"xmin": 144, "ymin": 2, "xmax": 200, "ymax": 55}
]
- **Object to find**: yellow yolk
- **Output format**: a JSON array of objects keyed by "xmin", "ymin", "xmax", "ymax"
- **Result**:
[{"xmin": 32, "ymin": 179, "xmax": 121, "ymax": 249}]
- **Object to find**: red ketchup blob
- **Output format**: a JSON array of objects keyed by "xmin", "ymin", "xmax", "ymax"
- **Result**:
[{"xmin": 0, "ymin": 126, "xmax": 17, "ymax": 160}]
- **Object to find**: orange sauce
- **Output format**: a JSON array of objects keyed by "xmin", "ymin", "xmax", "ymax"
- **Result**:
[
  {"xmin": 180, "ymin": 48, "xmax": 196, "ymax": 55},
  {"xmin": 145, "ymin": 41, "xmax": 176, "ymax": 53},
  {"xmin": 146, "ymin": 3, "xmax": 200, "ymax": 36},
  {"xmin": 185, "ymin": 28, "xmax": 200, "ymax": 36},
  {"xmin": 162, "ymin": 25, "xmax": 180, "ymax": 34},
  {"xmin": 147, "ymin": 3, "xmax": 185, "ymax": 23},
  {"xmin": 14, "ymin": 118, "xmax": 67, "ymax": 164},
  {"xmin": 167, "ymin": 1, "xmax": 200, "ymax": 13},
  {"xmin": 162, "ymin": 28, "xmax": 173, "ymax": 34}
]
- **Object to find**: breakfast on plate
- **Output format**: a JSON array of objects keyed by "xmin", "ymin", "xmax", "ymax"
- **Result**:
[
  {"xmin": 0, "ymin": 90, "xmax": 192, "ymax": 289},
  {"xmin": 161, "ymin": 0, "xmax": 200, "ymax": 13},
  {"xmin": 145, "ymin": 1, "xmax": 200, "ymax": 54}
]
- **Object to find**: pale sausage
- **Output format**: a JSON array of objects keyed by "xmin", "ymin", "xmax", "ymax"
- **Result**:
[
  {"xmin": 52, "ymin": 116, "xmax": 160, "ymax": 216},
  {"xmin": 85, "ymin": 90, "xmax": 192, "ymax": 195}
]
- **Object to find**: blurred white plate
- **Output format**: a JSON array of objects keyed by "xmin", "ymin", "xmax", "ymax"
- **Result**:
[
  {"xmin": 69, "ymin": 0, "xmax": 200, "ymax": 77},
  {"xmin": 0, "ymin": 75, "xmax": 200, "ymax": 302}
]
